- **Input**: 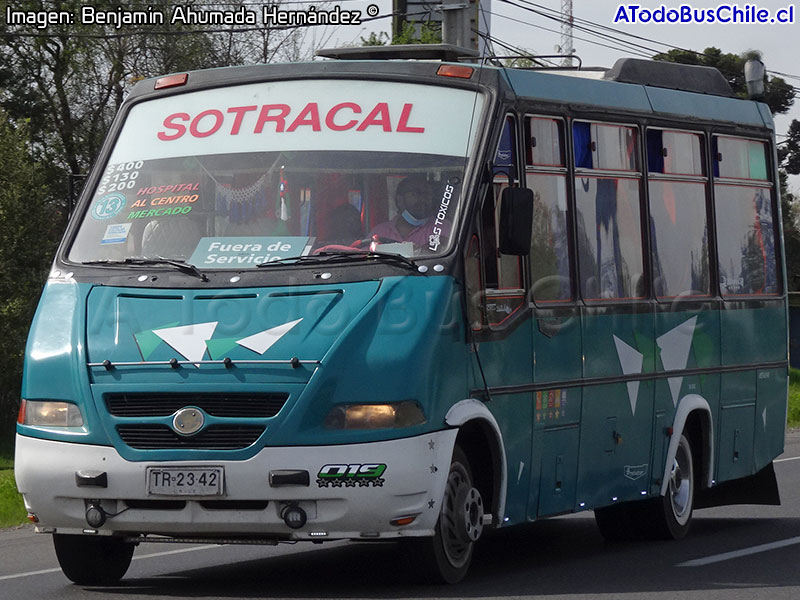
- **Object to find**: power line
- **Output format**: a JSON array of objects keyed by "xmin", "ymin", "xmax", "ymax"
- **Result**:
[
  {"xmin": 486, "ymin": 8, "xmax": 653, "ymax": 60},
  {"xmin": 500, "ymin": 0, "xmax": 800, "ymax": 84}
]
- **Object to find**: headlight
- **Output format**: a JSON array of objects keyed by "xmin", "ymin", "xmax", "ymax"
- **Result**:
[
  {"xmin": 324, "ymin": 401, "xmax": 426, "ymax": 429},
  {"xmin": 18, "ymin": 400, "xmax": 84, "ymax": 427}
]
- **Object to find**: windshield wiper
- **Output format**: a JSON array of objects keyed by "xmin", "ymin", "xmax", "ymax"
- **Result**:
[
  {"xmin": 81, "ymin": 257, "xmax": 209, "ymax": 282},
  {"xmin": 256, "ymin": 250, "xmax": 418, "ymax": 271}
]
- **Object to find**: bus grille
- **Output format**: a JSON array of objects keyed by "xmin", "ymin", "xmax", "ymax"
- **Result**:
[
  {"xmin": 106, "ymin": 393, "xmax": 288, "ymax": 418},
  {"xmin": 116, "ymin": 425, "xmax": 265, "ymax": 450}
]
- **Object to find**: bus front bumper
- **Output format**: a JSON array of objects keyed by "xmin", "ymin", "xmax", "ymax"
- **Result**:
[{"xmin": 14, "ymin": 430, "xmax": 457, "ymax": 540}]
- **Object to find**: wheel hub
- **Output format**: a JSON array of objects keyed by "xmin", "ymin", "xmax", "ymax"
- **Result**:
[{"xmin": 455, "ymin": 486, "xmax": 484, "ymax": 543}]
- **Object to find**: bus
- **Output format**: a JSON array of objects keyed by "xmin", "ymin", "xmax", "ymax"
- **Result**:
[{"xmin": 15, "ymin": 47, "xmax": 788, "ymax": 585}]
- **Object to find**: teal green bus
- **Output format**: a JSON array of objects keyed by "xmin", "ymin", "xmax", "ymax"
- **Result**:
[{"xmin": 15, "ymin": 52, "xmax": 787, "ymax": 584}]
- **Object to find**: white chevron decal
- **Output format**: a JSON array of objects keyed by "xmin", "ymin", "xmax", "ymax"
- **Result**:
[
  {"xmin": 656, "ymin": 316, "xmax": 698, "ymax": 407},
  {"xmin": 153, "ymin": 321, "xmax": 218, "ymax": 366},
  {"xmin": 236, "ymin": 318, "xmax": 303, "ymax": 355},
  {"xmin": 613, "ymin": 335, "xmax": 643, "ymax": 416}
]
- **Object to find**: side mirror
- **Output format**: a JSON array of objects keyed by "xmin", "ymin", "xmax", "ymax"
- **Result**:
[{"xmin": 498, "ymin": 187, "xmax": 533, "ymax": 255}]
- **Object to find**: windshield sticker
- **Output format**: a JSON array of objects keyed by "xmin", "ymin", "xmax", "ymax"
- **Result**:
[
  {"xmin": 101, "ymin": 223, "xmax": 132, "ymax": 245},
  {"xmin": 97, "ymin": 161, "xmax": 143, "ymax": 195},
  {"xmin": 428, "ymin": 179, "xmax": 457, "ymax": 252},
  {"xmin": 189, "ymin": 236, "xmax": 311, "ymax": 267},
  {"xmin": 91, "ymin": 192, "xmax": 127, "ymax": 220},
  {"xmin": 137, "ymin": 183, "xmax": 200, "ymax": 196},
  {"xmin": 129, "ymin": 193, "xmax": 199, "ymax": 209},
  {"xmin": 128, "ymin": 206, "xmax": 193, "ymax": 219}
]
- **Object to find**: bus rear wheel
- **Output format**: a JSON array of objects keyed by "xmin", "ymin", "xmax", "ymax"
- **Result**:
[
  {"xmin": 53, "ymin": 534, "xmax": 135, "ymax": 585},
  {"xmin": 595, "ymin": 434, "xmax": 695, "ymax": 541},
  {"xmin": 639, "ymin": 433, "xmax": 695, "ymax": 540},
  {"xmin": 405, "ymin": 446, "xmax": 484, "ymax": 584}
]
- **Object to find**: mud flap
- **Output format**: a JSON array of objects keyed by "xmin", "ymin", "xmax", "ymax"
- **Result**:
[{"xmin": 695, "ymin": 462, "xmax": 780, "ymax": 509}]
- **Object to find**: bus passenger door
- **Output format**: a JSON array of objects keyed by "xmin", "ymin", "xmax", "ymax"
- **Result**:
[
  {"xmin": 522, "ymin": 116, "xmax": 583, "ymax": 518},
  {"xmin": 465, "ymin": 115, "xmax": 534, "ymax": 525}
]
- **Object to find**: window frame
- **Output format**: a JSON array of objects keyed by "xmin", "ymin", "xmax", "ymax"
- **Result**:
[
  {"xmin": 645, "ymin": 127, "xmax": 713, "ymax": 302},
  {"xmin": 572, "ymin": 119, "xmax": 647, "ymax": 304},
  {"xmin": 524, "ymin": 114, "xmax": 575, "ymax": 306}
]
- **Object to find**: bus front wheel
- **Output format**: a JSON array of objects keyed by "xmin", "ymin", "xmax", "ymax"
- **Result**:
[
  {"xmin": 404, "ymin": 445, "xmax": 484, "ymax": 584},
  {"xmin": 53, "ymin": 534, "xmax": 135, "ymax": 585}
]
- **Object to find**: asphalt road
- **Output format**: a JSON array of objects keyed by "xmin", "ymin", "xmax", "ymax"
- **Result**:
[{"xmin": 3, "ymin": 433, "xmax": 800, "ymax": 600}]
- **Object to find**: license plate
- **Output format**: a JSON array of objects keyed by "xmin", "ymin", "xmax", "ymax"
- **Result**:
[{"xmin": 146, "ymin": 467, "xmax": 224, "ymax": 496}]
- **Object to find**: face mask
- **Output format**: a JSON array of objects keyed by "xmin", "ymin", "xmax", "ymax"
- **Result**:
[{"xmin": 401, "ymin": 209, "xmax": 427, "ymax": 227}]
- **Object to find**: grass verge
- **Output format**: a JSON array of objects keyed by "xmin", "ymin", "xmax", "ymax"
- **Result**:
[
  {"xmin": 789, "ymin": 369, "xmax": 800, "ymax": 429},
  {"xmin": 0, "ymin": 464, "xmax": 26, "ymax": 529}
]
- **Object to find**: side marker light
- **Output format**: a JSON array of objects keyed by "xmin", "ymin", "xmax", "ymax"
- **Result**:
[
  {"xmin": 437, "ymin": 65, "xmax": 474, "ymax": 79},
  {"xmin": 155, "ymin": 73, "xmax": 188, "ymax": 90}
]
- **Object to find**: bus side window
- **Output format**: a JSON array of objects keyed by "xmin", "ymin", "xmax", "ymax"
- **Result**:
[
  {"xmin": 525, "ymin": 116, "xmax": 572, "ymax": 303},
  {"xmin": 465, "ymin": 116, "xmax": 527, "ymax": 332},
  {"xmin": 647, "ymin": 129, "xmax": 711, "ymax": 299},
  {"xmin": 713, "ymin": 136, "xmax": 778, "ymax": 296},
  {"xmin": 481, "ymin": 117, "xmax": 526, "ymax": 329},
  {"xmin": 573, "ymin": 121, "xmax": 645, "ymax": 301}
]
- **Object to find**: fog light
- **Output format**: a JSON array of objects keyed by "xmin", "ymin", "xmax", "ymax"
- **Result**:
[
  {"xmin": 281, "ymin": 504, "xmax": 307, "ymax": 529},
  {"xmin": 85, "ymin": 504, "xmax": 107, "ymax": 528}
]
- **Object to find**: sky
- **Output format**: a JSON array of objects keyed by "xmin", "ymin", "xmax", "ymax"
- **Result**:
[{"xmin": 323, "ymin": 0, "xmax": 800, "ymax": 190}]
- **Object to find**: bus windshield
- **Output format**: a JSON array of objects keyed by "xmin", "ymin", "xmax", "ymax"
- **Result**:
[{"xmin": 68, "ymin": 79, "xmax": 485, "ymax": 267}]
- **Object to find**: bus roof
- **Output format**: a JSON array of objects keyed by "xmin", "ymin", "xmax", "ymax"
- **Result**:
[{"xmin": 130, "ymin": 56, "xmax": 774, "ymax": 132}]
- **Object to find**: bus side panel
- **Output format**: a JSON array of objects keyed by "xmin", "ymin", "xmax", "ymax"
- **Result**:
[
  {"xmin": 720, "ymin": 303, "xmax": 787, "ymax": 365},
  {"xmin": 576, "ymin": 381, "xmax": 655, "ymax": 510},
  {"xmin": 488, "ymin": 393, "xmax": 533, "ymax": 525},
  {"xmin": 717, "ymin": 370, "xmax": 757, "ymax": 483},
  {"xmin": 755, "ymin": 366, "xmax": 788, "ymax": 470}
]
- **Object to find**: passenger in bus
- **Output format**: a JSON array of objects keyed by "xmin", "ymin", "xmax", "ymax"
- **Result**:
[{"xmin": 371, "ymin": 174, "xmax": 444, "ymax": 246}]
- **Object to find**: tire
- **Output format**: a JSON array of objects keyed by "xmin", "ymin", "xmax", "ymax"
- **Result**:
[
  {"xmin": 595, "ymin": 434, "xmax": 695, "ymax": 541},
  {"xmin": 53, "ymin": 534, "xmax": 135, "ymax": 585},
  {"xmin": 632, "ymin": 433, "xmax": 695, "ymax": 540},
  {"xmin": 404, "ymin": 446, "xmax": 484, "ymax": 584}
]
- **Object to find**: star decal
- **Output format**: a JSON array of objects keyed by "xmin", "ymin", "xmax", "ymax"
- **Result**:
[{"xmin": 344, "ymin": 479, "xmax": 357, "ymax": 487}]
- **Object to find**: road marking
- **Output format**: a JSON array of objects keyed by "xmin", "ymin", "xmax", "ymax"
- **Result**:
[
  {"xmin": 774, "ymin": 455, "xmax": 800, "ymax": 463},
  {"xmin": 677, "ymin": 535, "xmax": 800, "ymax": 567},
  {"xmin": 0, "ymin": 544, "xmax": 218, "ymax": 582}
]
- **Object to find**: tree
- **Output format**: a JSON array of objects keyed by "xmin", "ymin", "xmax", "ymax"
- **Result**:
[
  {"xmin": 653, "ymin": 47, "xmax": 794, "ymax": 115},
  {"xmin": 656, "ymin": 47, "xmax": 800, "ymax": 289},
  {"xmin": 362, "ymin": 20, "xmax": 442, "ymax": 46},
  {"xmin": 0, "ymin": 111, "xmax": 53, "ymax": 445}
]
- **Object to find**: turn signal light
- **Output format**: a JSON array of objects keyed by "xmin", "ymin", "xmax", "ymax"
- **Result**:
[
  {"xmin": 17, "ymin": 399, "xmax": 26, "ymax": 424},
  {"xmin": 437, "ymin": 65, "xmax": 474, "ymax": 79},
  {"xmin": 154, "ymin": 73, "xmax": 188, "ymax": 90},
  {"xmin": 390, "ymin": 515, "xmax": 418, "ymax": 527}
]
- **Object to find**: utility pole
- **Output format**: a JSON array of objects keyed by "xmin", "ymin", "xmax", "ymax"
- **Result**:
[
  {"xmin": 393, "ymin": 0, "xmax": 487, "ymax": 52},
  {"xmin": 440, "ymin": 0, "xmax": 471, "ymax": 48},
  {"xmin": 560, "ymin": 0, "xmax": 574, "ymax": 66}
]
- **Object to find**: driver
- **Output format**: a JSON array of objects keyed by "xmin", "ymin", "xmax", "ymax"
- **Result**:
[{"xmin": 370, "ymin": 174, "xmax": 438, "ymax": 245}]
